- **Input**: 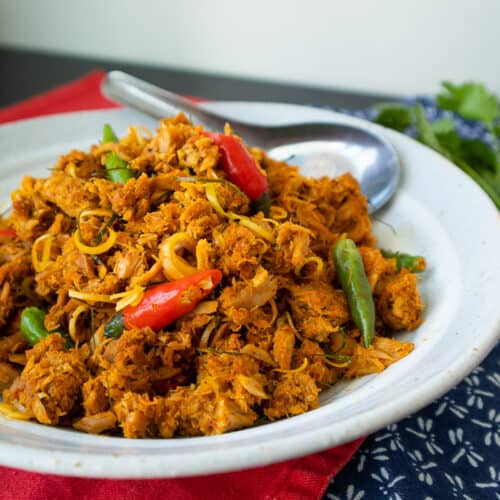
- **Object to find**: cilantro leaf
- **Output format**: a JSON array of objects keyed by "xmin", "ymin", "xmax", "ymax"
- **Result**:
[
  {"xmin": 373, "ymin": 104, "xmax": 413, "ymax": 132},
  {"xmin": 371, "ymin": 83, "xmax": 500, "ymax": 209},
  {"xmin": 460, "ymin": 139, "xmax": 499, "ymax": 173},
  {"xmin": 413, "ymin": 104, "xmax": 500, "ymax": 209},
  {"xmin": 431, "ymin": 119, "xmax": 462, "ymax": 158},
  {"xmin": 430, "ymin": 118, "xmax": 456, "ymax": 135},
  {"xmin": 414, "ymin": 105, "xmax": 448, "ymax": 156},
  {"xmin": 437, "ymin": 81, "xmax": 499, "ymax": 126},
  {"xmin": 479, "ymin": 168, "xmax": 500, "ymax": 198},
  {"xmin": 428, "ymin": 118, "xmax": 498, "ymax": 172},
  {"xmin": 494, "ymin": 123, "xmax": 500, "ymax": 140}
]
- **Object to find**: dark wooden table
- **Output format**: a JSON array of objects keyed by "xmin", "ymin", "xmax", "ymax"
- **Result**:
[{"xmin": 0, "ymin": 47, "xmax": 389, "ymax": 110}]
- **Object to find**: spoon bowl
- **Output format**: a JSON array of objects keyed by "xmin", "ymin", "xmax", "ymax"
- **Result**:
[{"xmin": 102, "ymin": 71, "xmax": 399, "ymax": 213}]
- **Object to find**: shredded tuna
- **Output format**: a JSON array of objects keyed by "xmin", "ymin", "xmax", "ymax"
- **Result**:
[{"xmin": 0, "ymin": 114, "xmax": 425, "ymax": 438}]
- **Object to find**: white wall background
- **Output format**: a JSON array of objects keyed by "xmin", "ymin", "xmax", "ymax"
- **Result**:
[{"xmin": 1, "ymin": 0, "xmax": 499, "ymax": 97}]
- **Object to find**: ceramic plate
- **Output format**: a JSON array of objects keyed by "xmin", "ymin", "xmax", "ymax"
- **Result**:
[{"xmin": 0, "ymin": 104, "xmax": 498, "ymax": 478}]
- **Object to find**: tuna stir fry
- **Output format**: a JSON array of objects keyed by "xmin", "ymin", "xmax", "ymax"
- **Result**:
[{"xmin": 0, "ymin": 114, "xmax": 425, "ymax": 438}]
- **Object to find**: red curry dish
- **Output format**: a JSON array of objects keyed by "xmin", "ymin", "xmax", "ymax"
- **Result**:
[{"xmin": 0, "ymin": 114, "xmax": 425, "ymax": 438}]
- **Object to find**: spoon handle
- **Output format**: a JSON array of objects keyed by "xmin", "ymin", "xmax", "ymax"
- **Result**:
[
  {"xmin": 102, "ymin": 71, "xmax": 268, "ymax": 146},
  {"xmin": 101, "ymin": 71, "xmax": 227, "ymax": 128}
]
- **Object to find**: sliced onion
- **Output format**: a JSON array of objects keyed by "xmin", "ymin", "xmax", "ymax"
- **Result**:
[
  {"xmin": 73, "ymin": 227, "xmax": 117, "ymax": 255},
  {"xmin": 236, "ymin": 374, "xmax": 269, "ymax": 399}
]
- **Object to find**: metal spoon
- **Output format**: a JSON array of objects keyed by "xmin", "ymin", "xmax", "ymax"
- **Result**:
[{"xmin": 102, "ymin": 71, "xmax": 399, "ymax": 213}]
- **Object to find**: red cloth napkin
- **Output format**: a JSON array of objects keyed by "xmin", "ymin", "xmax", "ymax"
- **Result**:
[
  {"xmin": 0, "ymin": 71, "xmax": 120, "ymax": 123},
  {"xmin": 0, "ymin": 71, "xmax": 365, "ymax": 499}
]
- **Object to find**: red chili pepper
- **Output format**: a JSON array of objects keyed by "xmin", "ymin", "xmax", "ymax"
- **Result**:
[
  {"xmin": 104, "ymin": 269, "xmax": 222, "ymax": 338},
  {"xmin": 203, "ymin": 131, "xmax": 270, "ymax": 215},
  {"xmin": 0, "ymin": 229, "xmax": 16, "ymax": 238}
]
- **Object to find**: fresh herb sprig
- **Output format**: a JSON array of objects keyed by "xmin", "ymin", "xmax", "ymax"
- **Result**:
[{"xmin": 374, "ymin": 82, "xmax": 500, "ymax": 209}]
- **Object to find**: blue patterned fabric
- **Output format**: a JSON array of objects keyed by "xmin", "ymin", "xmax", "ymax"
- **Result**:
[
  {"xmin": 323, "ymin": 101, "xmax": 500, "ymax": 500},
  {"xmin": 326, "ymin": 345, "xmax": 499, "ymax": 500}
]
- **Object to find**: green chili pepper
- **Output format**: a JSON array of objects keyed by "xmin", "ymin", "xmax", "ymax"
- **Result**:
[
  {"xmin": 333, "ymin": 238, "xmax": 375, "ymax": 348},
  {"xmin": 20, "ymin": 307, "xmax": 48, "ymax": 345},
  {"xmin": 381, "ymin": 250, "xmax": 426, "ymax": 273},
  {"xmin": 102, "ymin": 124, "xmax": 135, "ymax": 184},
  {"xmin": 20, "ymin": 307, "xmax": 73, "ymax": 347},
  {"xmin": 103, "ymin": 124, "xmax": 119, "ymax": 143}
]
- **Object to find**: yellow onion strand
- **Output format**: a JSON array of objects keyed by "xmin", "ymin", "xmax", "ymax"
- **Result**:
[
  {"xmin": 74, "ymin": 209, "xmax": 118, "ymax": 255},
  {"xmin": 111, "ymin": 286, "xmax": 145, "ymax": 311},
  {"xmin": 68, "ymin": 290, "xmax": 116, "ymax": 304},
  {"xmin": 73, "ymin": 228, "xmax": 117, "ymax": 255},
  {"xmin": 31, "ymin": 234, "xmax": 55, "ymax": 272},
  {"xmin": 0, "ymin": 402, "xmax": 31, "ymax": 421},
  {"xmin": 205, "ymin": 183, "xmax": 274, "ymax": 242},
  {"xmin": 68, "ymin": 304, "xmax": 89, "ymax": 342},
  {"xmin": 79, "ymin": 208, "xmax": 114, "ymax": 219},
  {"xmin": 205, "ymin": 183, "xmax": 228, "ymax": 217},
  {"xmin": 159, "ymin": 232, "xmax": 198, "ymax": 280},
  {"xmin": 324, "ymin": 358, "xmax": 351, "ymax": 368},
  {"xmin": 269, "ymin": 206, "xmax": 288, "ymax": 220}
]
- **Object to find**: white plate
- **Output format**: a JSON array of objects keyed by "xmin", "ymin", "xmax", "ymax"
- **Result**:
[{"xmin": 0, "ymin": 104, "xmax": 498, "ymax": 478}]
